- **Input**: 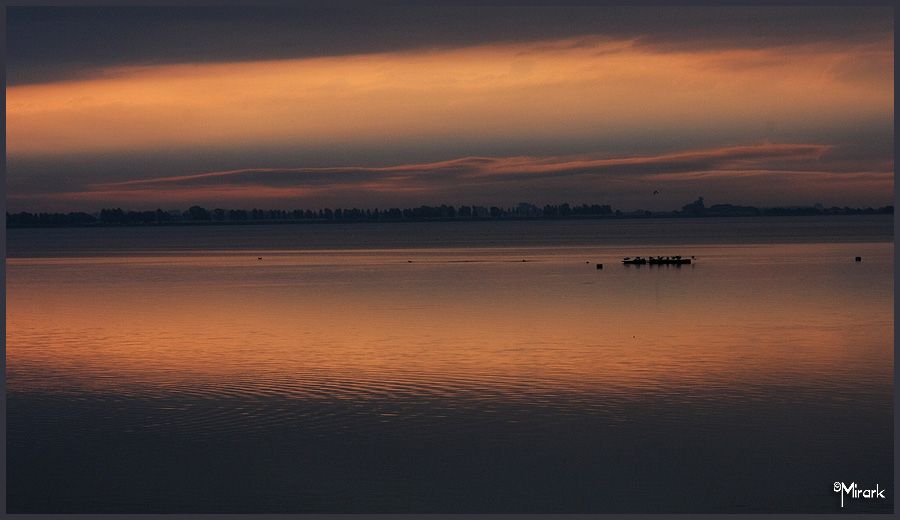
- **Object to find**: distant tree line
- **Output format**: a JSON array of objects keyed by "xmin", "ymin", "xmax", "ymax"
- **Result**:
[
  {"xmin": 676, "ymin": 197, "xmax": 894, "ymax": 218},
  {"xmin": 6, "ymin": 199, "xmax": 893, "ymax": 228}
]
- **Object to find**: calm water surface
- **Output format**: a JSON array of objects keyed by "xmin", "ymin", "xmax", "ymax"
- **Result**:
[{"xmin": 6, "ymin": 216, "xmax": 894, "ymax": 512}]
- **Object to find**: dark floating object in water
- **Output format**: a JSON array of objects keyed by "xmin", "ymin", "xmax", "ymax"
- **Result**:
[
  {"xmin": 257, "ymin": 257, "xmax": 262, "ymax": 260},
  {"xmin": 408, "ymin": 260, "xmax": 413, "ymax": 263},
  {"xmin": 596, "ymin": 263, "xmax": 603, "ymax": 269},
  {"xmin": 623, "ymin": 255, "xmax": 691, "ymax": 265},
  {"xmin": 855, "ymin": 256, "xmax": 862, "ymax": 262},
  {"xmin": 522, "ymin": 259, "xmax": 527, "ymax": 262}
]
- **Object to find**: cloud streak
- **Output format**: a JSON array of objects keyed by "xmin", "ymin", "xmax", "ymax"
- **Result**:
[
  {"xmin": 98, "ymin": 144, "xmax": 833, "ymax": 189},
  {"xmin": 15, "ymin": 144, "xmax": 889, "ymax": 210}
]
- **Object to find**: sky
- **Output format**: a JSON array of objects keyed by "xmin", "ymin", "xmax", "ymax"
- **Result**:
[{"xmin": 6, "ymin": 5, "xmax": 894, "ymax": 212}]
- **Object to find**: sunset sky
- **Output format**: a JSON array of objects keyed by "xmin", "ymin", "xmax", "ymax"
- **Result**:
[{"xmin": 6, "ymin": 5, "xmax": 894, "ymax": 212}]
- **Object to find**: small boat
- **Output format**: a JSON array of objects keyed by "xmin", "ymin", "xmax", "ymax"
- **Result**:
[
  {"xmin": 648, "ymin": 255, "xmax": 691, "ymax": 265},
  {"xmin": 623, "ymin": 255, "xmax": 691, "ymax": 265}
]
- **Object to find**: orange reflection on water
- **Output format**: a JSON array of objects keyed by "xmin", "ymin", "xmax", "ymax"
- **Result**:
[{"xmin": 7, "ymin": 243, "xmax": 893, "ymax": 406}]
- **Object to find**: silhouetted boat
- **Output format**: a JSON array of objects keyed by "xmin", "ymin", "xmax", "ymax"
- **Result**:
[
  {"xmin": 623, "ymin": 256, "xmax": 691, "ymax": 265},
  {"xmin": 649, "ymin": 257, "xmax": 691, "ymax": 265}
]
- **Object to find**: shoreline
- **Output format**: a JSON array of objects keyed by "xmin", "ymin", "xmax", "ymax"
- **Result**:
[{"xmin": 6, "ymin": 209, "xmax": 894, "ymax": 229}]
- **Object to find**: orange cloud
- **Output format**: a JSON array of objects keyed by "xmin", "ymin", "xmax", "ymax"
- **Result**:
[{"xmin": 7, "ymin": 36, "xmax": 892, "ymax": 157}]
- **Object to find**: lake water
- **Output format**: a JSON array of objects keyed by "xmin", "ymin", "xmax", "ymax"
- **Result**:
[{"xmin": 5, "ymin": 216, "xmax": 894, "ymax": 513}]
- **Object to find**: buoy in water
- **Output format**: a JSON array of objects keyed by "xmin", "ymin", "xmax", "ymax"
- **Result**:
[
  {"xmin": 596, "ymin": 263, "xmax": 603, "ymax": 270},
  {"xmin": 855, "ymin": 256, "xmax": 862, "ymax": 262}
]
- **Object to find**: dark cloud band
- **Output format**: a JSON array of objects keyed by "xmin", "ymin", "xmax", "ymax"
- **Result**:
[{"xmin": 9, "ymin": 5, "xmax": 892, "ymax": 85}]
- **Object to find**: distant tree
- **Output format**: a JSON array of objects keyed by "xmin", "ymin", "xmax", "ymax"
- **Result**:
[
  {"xmin": 100, "ymin": 208, "xmax": 125, "ymax": 224},
  {"xmin": 186, "ymin": 205, "xmax": 211, "ymax": 221},
  {"xmin": 68, "ymin": 212, "xmax": 97, "ymax": 225}
]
